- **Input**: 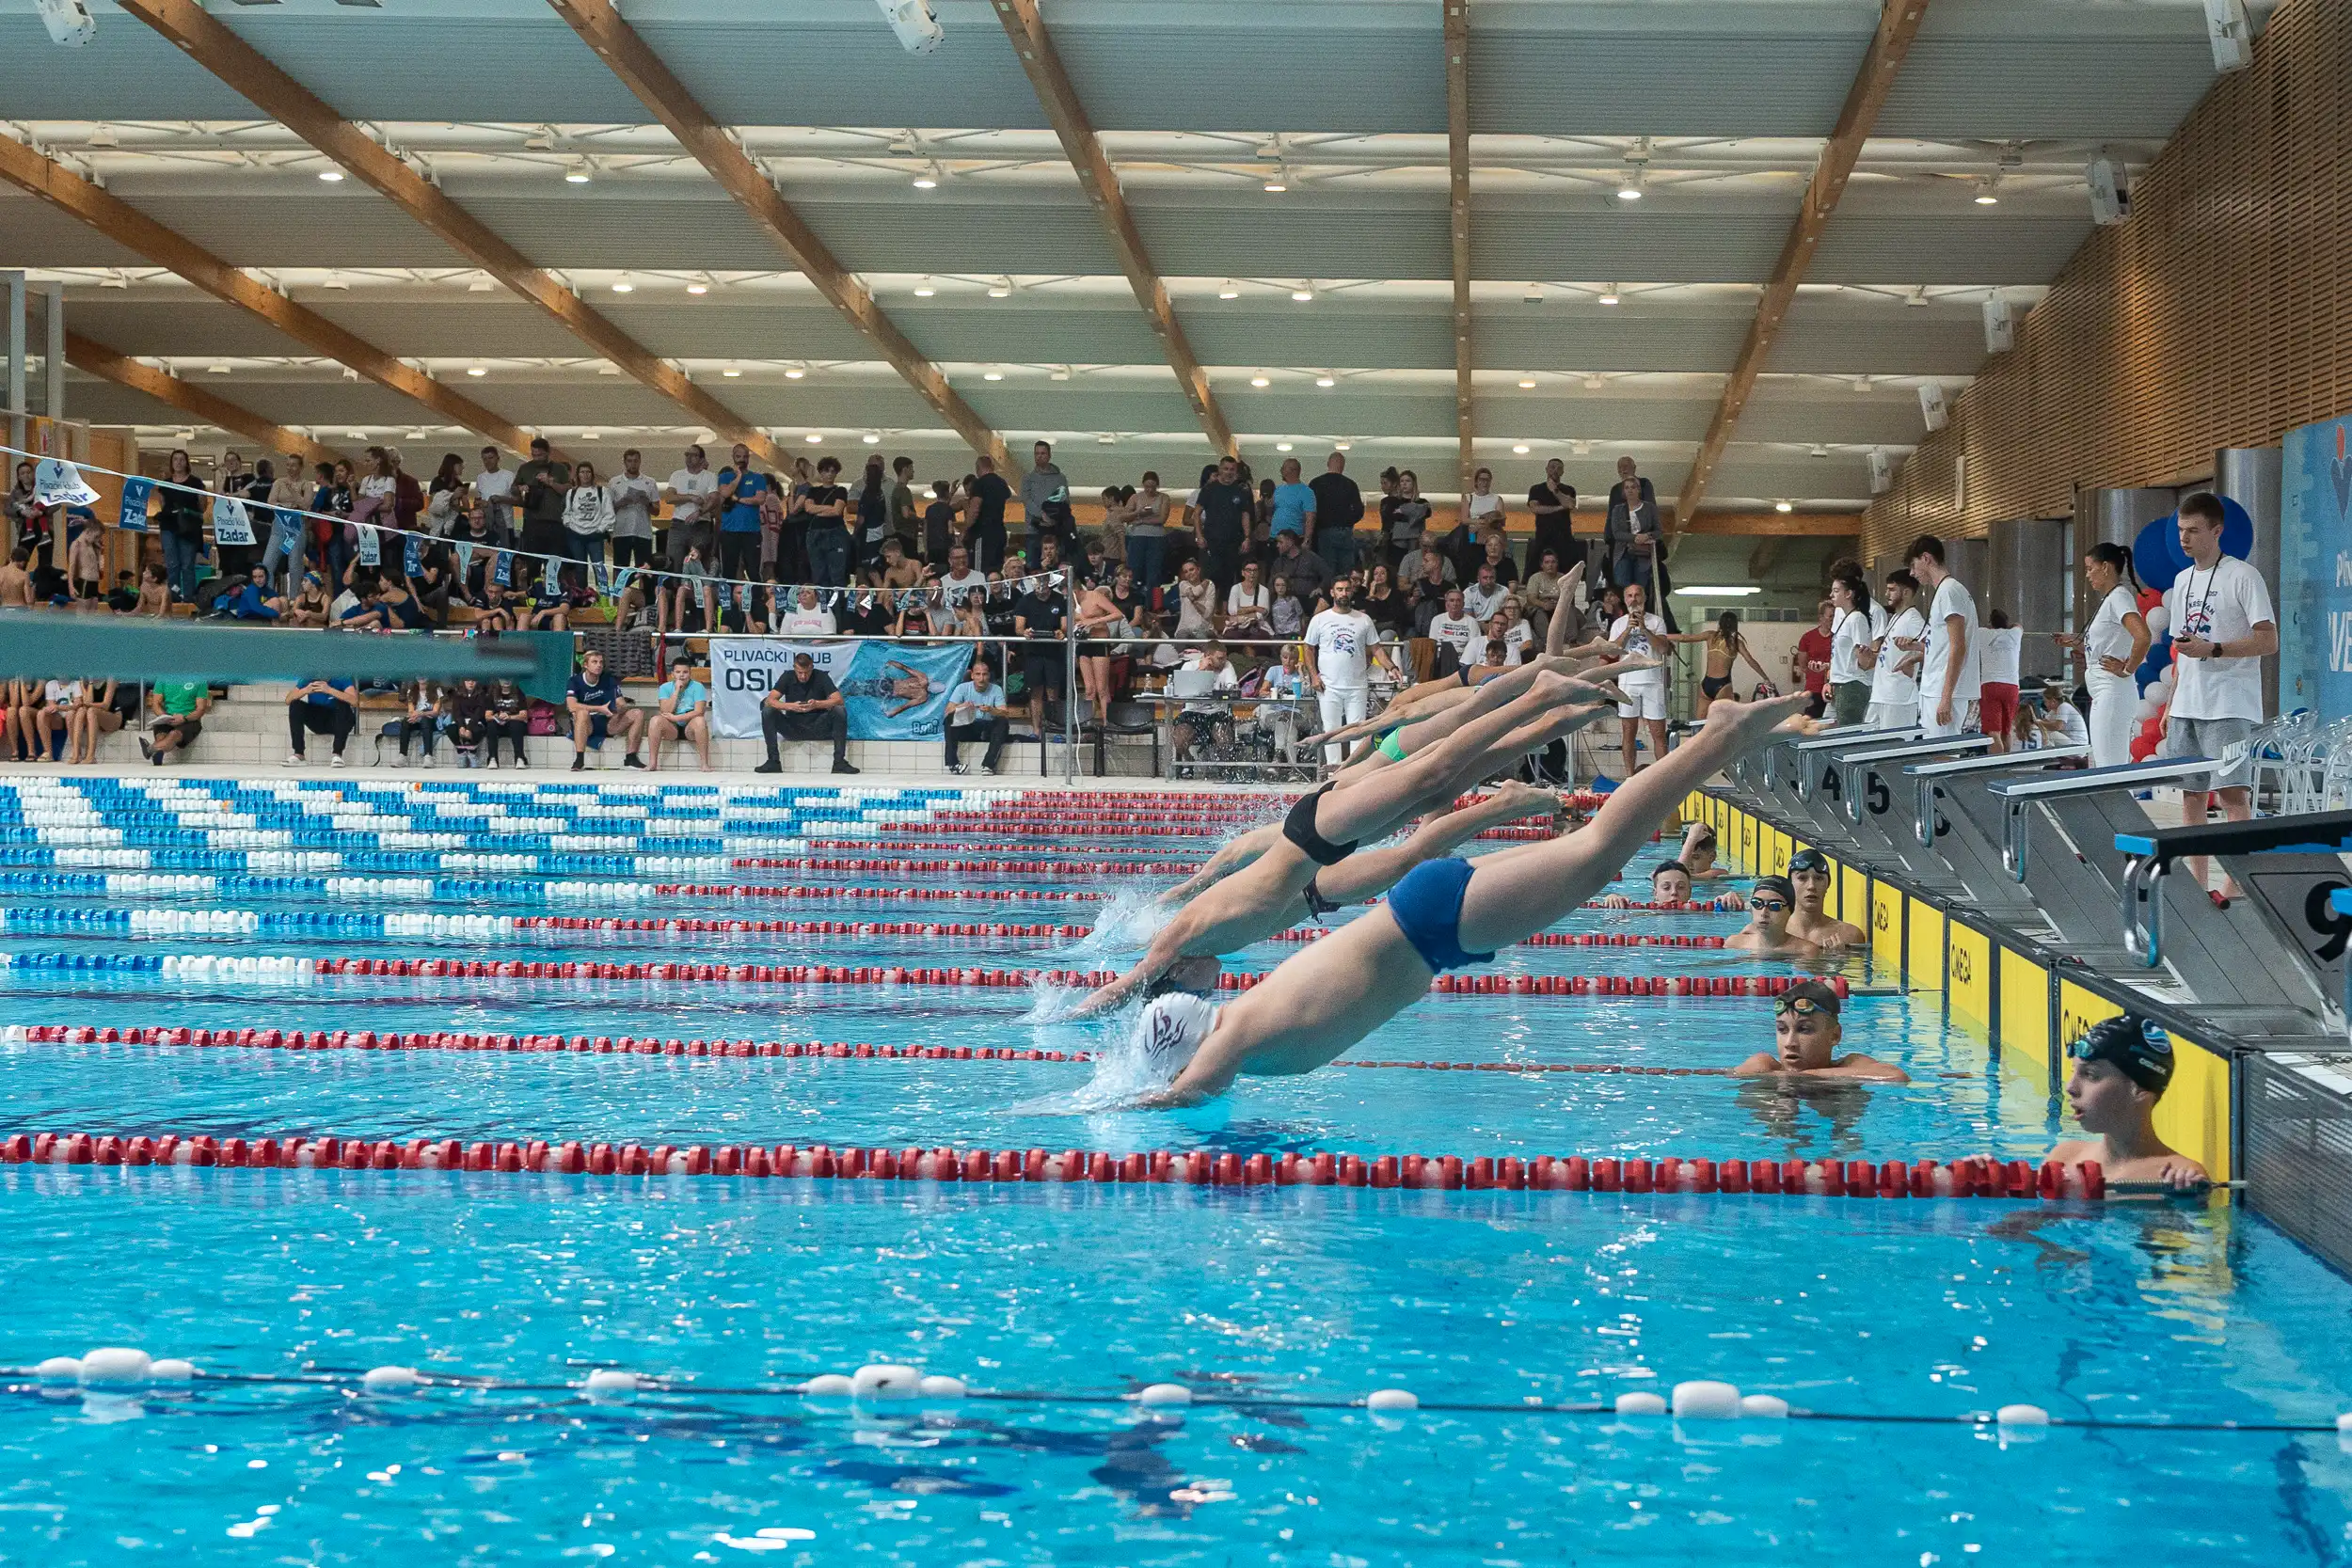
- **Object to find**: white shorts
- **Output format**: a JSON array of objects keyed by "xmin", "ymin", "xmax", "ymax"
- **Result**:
[
  {"xmin": 1866, "ymin": 701, "xmax": 1917, "ymax": 731},
  {"xmin": 1920, "ymin": 700, "xmax": 1979, "ymax": 739},
  {"xmin": 1616, "ymin": 686, "xmax": 1667, "ymax": 721}
]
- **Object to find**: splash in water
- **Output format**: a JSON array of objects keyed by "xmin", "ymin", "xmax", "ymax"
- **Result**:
[{"xmin": 1065, "ymin": 886, "xmax": 1174, "ymax": 958}]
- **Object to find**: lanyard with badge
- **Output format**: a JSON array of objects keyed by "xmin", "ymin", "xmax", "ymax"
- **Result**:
[{"xmin": 2180, "ymin": 566, "xmax": 2220, "ymax": 644}]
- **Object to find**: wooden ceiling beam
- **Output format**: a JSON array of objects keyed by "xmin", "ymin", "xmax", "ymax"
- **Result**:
[
  {"xmin": 1675, "ymin": 0, "xmax": 1931, "ymax": 523},
  {"xmin": 545, "ymin": 0, "xmax": 1004, "ymax": 467},
  {"xmin": 991, "ymin": 0, "xmax": 1230, "ymax": 458},
  {"xmin": 1443, "ymin": 0, "xmax": 1474, "ymax": 499},
  {"xmin": 66, "ymin": 331, "xmax": 343, "ymax": 467},
  {"xmin": 0, "ymin": 132, "xmax": 532, "ymax": 454},
  {"xmin": 113, "ymin": 0, "xmax": 778, "ymax": 466}
]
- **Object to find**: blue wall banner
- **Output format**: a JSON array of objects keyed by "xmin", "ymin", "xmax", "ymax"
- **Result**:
[
  {"xmin": 710, "ymin": 637, "xmax": 976, "ymax": 740},
  {"xmin": 2280, "ymin": 412, "xmax": 2352, "ymax": 717}
]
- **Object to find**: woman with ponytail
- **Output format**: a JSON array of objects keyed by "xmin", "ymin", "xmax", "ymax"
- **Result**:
[{"xmin": 2057, "ymin": 542, "xmax": 2151, "ymax": 766}]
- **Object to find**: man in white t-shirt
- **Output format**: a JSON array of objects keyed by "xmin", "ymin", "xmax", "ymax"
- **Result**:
[
  {"xmin": 933, "ymin": 544, "xmax": 988, "ymax": 610},
  {"xmin": 1463, "ymin": 563, "xmax": 1508, "ymax": 623},
  {"xmin": 1426, "ymin": 588, "xmax": 1483, "ymax": 673},
  {"xmin": 1859, "ymin": 569, "xmax": 1925, "ymax": 730},
  {"xmin": 1302, "ymin": 578, "xmax": 1378, "ymax": 765},
  {"xmin": 1908, "ymin": 534, "xmax": 1980, "ymax": 737},
  {"xmin": 662, "ymin": 443, "xmax": 719, "ymax": 567},
  {"xmin": 1610, "ymin": 579, "xmax": 1679, "ymax": 778},
  {"xmin": 778, "ymin": 586, "xmax": 836, "ymax": 637},
  {"xmin": 473, "ymin": 447, "xmax": 516, "ymax": 546},
  {"xmin": 2160, "ymin": 490, "xmax": 2278, "ymax": 896}
]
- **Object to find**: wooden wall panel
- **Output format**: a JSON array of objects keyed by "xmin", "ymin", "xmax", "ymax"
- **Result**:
[{"xmin": 1864, "ymin": 0, "xmax": 2351, "ymax": 561}]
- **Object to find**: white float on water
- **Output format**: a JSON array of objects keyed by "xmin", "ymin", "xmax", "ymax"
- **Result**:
[
  {"xmin": 916, "ymin": 1375, "xmax": 967, "ymax": 1400},
  {"xmin": 1614, "ymin": 1390, "xmax": 1668, "ymax": 1418},
  {"xmin": 851, "ymin": 1364, "xmax": 920, "ymax": 1400},
  {"xmin": 35, "ymin": 1356, "xmax": 82, "ymax": 1383},
  {"xmin": 77, "ymin": 1348, "xmax": 151, "ymax": 1386},
  {"xmin": 1671, "ymin": 1381, "xmax": 1742, "ymax": 1419},
  {"xmin": 582, "ymin": 1369, "xmax": 640, "ymax": 1396},
  {"xmin": 362, "ymin": 1366, "xmax": 422, "ymax": 1392},
  {"xmin": 1995, "ymin": 1402, "xmax": 2050, "ymax": 1427},
  {"xmin": 799, "ymin": 1374, "xmax": 854, "ymax": 1397},
  {"xmin": 1135, "ymin": 1384, "xmax": 1193, "ymax": 1406},
  {"xmin": 1739, "ymin": 1394, "xmax": 1789, "ymax": 1418},
  {"xmin": 1364, "ymin": 1388, "xmax": 1418, "ymax": 1412}
]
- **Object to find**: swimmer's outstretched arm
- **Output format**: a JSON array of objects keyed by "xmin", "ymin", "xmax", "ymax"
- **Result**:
[
  {"xmin": 1071, "ymin": 908, "xmax": 1201, "ymax": 1017},
  {"xmin": 1155, "ymin": 822, "xmax": 1278, "ymax": 907}
]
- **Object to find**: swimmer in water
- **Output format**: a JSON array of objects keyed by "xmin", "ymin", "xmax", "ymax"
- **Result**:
[
  {"xmin": 1729, "ymin": 979, "xmax": 1906, "ymax": 1082},
  {"xmin": 1132, "ymin": 692, "xmax": 1813, "ymax": 1105},
  {"xmin": 2044, "ymin": 1014, "xmax": 2206, "ymax": 1187},
  {"xmin": 1593, "ymin": 859, "xmax": 1742, "ymax": 911},
  {"xmin": 1784, "ymin": 847, "xmax": 1865, "ymax": 949},
  {"xmin": 1724, "ymin": 876, "xmax": 1822, "ymax": 959},
  {"xmin": 1677, "ymin": 822, "xmax": 1736, "ymax": 881}
]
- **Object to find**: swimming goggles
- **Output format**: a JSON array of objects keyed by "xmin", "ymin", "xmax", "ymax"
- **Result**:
[
  {"xmin": 1774, "ymin": 995, "xmax": 1833, "ymax": 1018},
  {"xmin": 1751, "ymin": 897, "xmax": 1790, "ymax": 912}
]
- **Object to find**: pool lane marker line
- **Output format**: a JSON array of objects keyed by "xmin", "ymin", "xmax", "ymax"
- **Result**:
[
  {"xmin": 2, "ymin": 1132, "xmax": 2122, "ymax": 1199},
  {"xmin": 5, "ymin": 1022, "xmax": 1740, "ymax": 1075},
  {"xmin": 120, "ymin": 955, "xmax": 1870, "ymax": 999},
  {"xmin": 0, "ymin": 1361, "xmax": 2316, "ymax": 1437}
]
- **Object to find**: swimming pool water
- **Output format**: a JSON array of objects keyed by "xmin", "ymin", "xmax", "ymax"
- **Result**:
[{"xmin": 2, "ymin": 776, "xmax": 2347, "ymax": 1565}]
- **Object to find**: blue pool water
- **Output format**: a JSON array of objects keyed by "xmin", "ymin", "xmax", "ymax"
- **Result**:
[{"xmin": 1, "ymin": 776, "xmax": 2348, "ymax": 1565}]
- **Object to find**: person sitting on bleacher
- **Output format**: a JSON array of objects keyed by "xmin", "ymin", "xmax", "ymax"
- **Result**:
[
  {"xmin": 282, "ymin": 572, "xmax": 331, "ymax": 628},
  {"xmin": 286, "ymin": 677, "xmax": 358, "ymax": 768},
  {"xmin": 755, "ymin": 650, "xmax": 855, "ymax": 776},
  {"xmin": 142, "ymin": 678, "xmax": 209, "ymax": 766},
  {"xmin": 523, "ymin": 566, "xmax": 568, "ymax": 633},
  {"xmin": 471, "ymin": 578, "xmax": 518, "ymax": 633},
  {"xmin": 645, "ymin": 671, "xmax": 713, "ymax": 773},
  {"xmin": 446, "ymin": 677, "xmax": 489, "ymax": 768},
  {"xmin": 335, "ymin": 577, "xmax": 391, "ymax": 632},
  {"xmin": 485, "ymin": 679, "xmax": 532, "ymax": 769},
  {"xmin": 566, "ymin": 649, "xmax": 646, "ymax": 771},
  {"xmin": 2046, "ymin": 1014, "xmax": 2207, "ymax": 1188},
  {"xmin": 394, "ymin": 680, "xmax": 445, "ymax": 768},
  {"xmin": 213, "ymin": 564, "xmax": 284, "ymax": 623}
]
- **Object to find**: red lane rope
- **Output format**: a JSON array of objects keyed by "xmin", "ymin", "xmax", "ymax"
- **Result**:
[
  {"xmin": 851, "ymin": 823, "xmax": 1563, "ymax": 844},
  {"xmin": 0, "ymin": 1130, "xmax": 2107, "ymax": 1200},
  {"xmin": 729, "ymin": 856, "xmax": 1195, "ymax": 876},
  {"xmin": 515, "ymin": 916, "xmax": 1097, "ymax": 940},
  {"xmin": 653, "ymin": 883, "xmax": 1101, "ymax": 904},
  {"xmin": 10, "ymin": 1022, "xmax": 1736, "ymax": 1076},
  {"xmin": 298, "ymin": 958, "xmax": 1854, "ymax": 999},
  {"xmin": 1270, "ymin": 927, "xmax": 1727, "ymax": 949}
]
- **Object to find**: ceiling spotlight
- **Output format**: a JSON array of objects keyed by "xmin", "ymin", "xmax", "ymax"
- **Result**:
[
  {"xmin": 1853, "ymin": 374, "xmax": 1873, "ymax": 392},
  {"xmin": 983, "ymin": 370, "xmax": 1003, "ymax": 381},
  {"xmin": 1275, "ymin": 441, "xmax": 1294, "ymax": 452},
  {"xmin": 913, "ymin": 278, "xmax": 936, "ymax": 297},
  {"xmin": 912, "ymin": 174, "xmax": 938, "ymax": 190},
  {"xmin": 1049, "ymin": 367, "xmax": 1072, "ymax": 382},
  {"xmin": 1263, "ymin": 170, "xmax": 1288, "ymax": 193},
  {"xmin": 988, "ymin": 279, "xmax": 1011, "ymax": 298},
  {"xmin": 580, "ymin": 431, "xmax": 600, "ymax": 443},
  {"xmin": 686, "ymin": 281, "xmax": 709, "ymax": 295},
  {"xmin": 804, "ymin": 433, "xmax": 823, "ymax": 445},
  {"xmin": 1523, "ymin": 284, "xmax": 1543, "ymax": 305},
  {"xmin": 347, "ymin": 431, "xmax": 367, "ymax": 440},
  {"xmin": 1518, "ymin": 374, "xmax": 1537, "ymax": 388},
  {"xmin": 862, "ymin": 433, "xmax": 881, "ymax": 445},
  {"xmin": 1974, "ymin": 178, "xmax": 2000, "ymax": 205},
  {"xmin": 611, "ymin": 277, "xmax": 633, "ymax": 293},
  {"xmin": 564, "ymin": 161, "xmax": 592, "ymax": 184},
  {"xmin": 1249, "ymin": 373, "xmax": 1271, "ymax": 388},
  {"xmin": 178, "ymin": 430, "xmax": 197, "ymax": 442},
  {"xmin": 1096, "ymin": 433, "xmax": 1118, "ymax": 445},
  {"xmin": 467, "ymin": 278, "xmax": 494, "ymax": 293},
  {"xmin": 1334, "ymin": 441, "xmax": 1351, "ymax": 451},
  {"xmin": 1582, "ymin": 373, "xmax": 1606, "ymax": 390},
  {"xmin": 207, "ymin": 364, "xmax": 230, "ymax": 375},
  {"xmin": 1774, "ymin": 499, "xmax": 1795, "ymax": 513},
  {"xmin": 1218, "ymin": 280, "xmax": 1240, "ymax": 300},
  {"xmin": 317, "ymin": 168, "xmax": 344, "ymax": 183},
  {"xmin": 785, "ymin": 366, "xmax": 805, "ymax": 380},
  {"xmin": 722, "ymin": 365, "xmax": 741, "ymax": 378},
  {"xmin": 1512, "ymin": 442, "xmax": 1531, "ymax": 455},
  {"xmin": 407, "ymin": 430, "xmax": 428, "ymax": 442},
  {"xmin": 1572, "ymin": 439, "xmax": 1592, "ymax": 456},
  {"xmin": 1809, "ymin": 443, "xmax": 1830, "ymax": 458},
  {"xmin": 1616, "ymin": 172, "xmax": 1644, "ymax": 201},
  {"xmin": 1315, "ymin": 375, "xmax": 1336, "ymax": 388},
  {"xmin": 465, "ymin": 365, "xmax": 486, "ymax": 377},
  {"xmin": 1597, "ymin": 286, "xmax": 1621, "ymax": 306},
  {"xmin": 322, "ymin": 275, "xmax": 349, "ymax": 292},
  {"xmin": 1291, "ymin": 287, "xmax": 1314, "ymax": 302}
]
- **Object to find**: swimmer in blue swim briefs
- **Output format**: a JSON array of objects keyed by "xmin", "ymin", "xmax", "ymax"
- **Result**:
[{"xmin": 1135, "ymin": 692, "xmax": 1813, "ymax": 1105}]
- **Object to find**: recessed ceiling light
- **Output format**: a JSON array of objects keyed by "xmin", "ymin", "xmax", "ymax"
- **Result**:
[
  {"xmin": 686, "ymin": 282, "xmax": 708, "ymax": 295},
  {"xmin": 1597, "ymin": 286, "xmax": 1621, "ymax": 306},
  {"xmin": 1518, "ymin": 374, "xmax": 1537, "ymax": 388},
  {"xmin": 912, "ymin": 175, "xmax": 938, "ymax": 190},
  {"xmin": 1249, "ymin": 374, "xmax": 1270, "ymax": 388},
  {"xmin": 1774, "ymin": 499, "xmax": 1795, "ymax": 513},
  {"xmin": 983, "ymin": 370, "xmax": 1004, "ymax": 381},
  {"xmin": 1315, "ymin": 375, "xmax": 1335, "ymax": 388},
  {"xmin": 1217, "ymin": 280, "xmax": 1240, "ymax": 299},
  {"xmin": 862, "ymin": 433, "xmax": 881, "ymax": 445},
  {"xmin": 317, "ymin": 168, "xmax": 344, "ymax": 183},
  {"xmin": 913, "ymin": 279, "xmax": 936, "ymax": 297},
  {"xmin": 465, "ymin": 365, "xmax": 486, "ymax": 377},
  {"xmin": 804, "ymin": 433, "xmax": 823, "ymax": 445},
  {"xmin": 611, "ymin": 278, "xmax": 633, "ymax": 293},
  {"xmin": 1512, "ymin": 443, "xmax": 1531, "ymax": 454},
  {"xmin": 1291, "ymin": 288, "xmax": 1314, "ymax": 302},
  {"xmin": 785, "ymin": 367, "xmax": 805, "ymax": 380},
  {"xmin": 1334, "ymin": 440, "xmax": 1351, "ymax": 451},
  {"xmin": 722, "ymin": 366, "xmax": 741, "ymax": 378},
  {"xmin": 1263, "ymin": 178, "xmax": 1287, "ymax": 194},
  {"xmin": 1275, "ymin": 441, "xmax": 1294, "ymax": 452}
]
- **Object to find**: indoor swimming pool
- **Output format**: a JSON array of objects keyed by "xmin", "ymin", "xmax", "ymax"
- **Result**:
[{"xmin": 3, "ymin": 777, "xmax": 2349, "ymax": 1564}]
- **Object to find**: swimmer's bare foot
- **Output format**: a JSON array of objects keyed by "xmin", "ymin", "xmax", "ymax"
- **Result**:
[{"xmin": 1698, "ymin": 690, "xmax": 1815, "ymax": 745}]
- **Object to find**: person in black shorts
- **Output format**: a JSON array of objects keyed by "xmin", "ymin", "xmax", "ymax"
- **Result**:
[
  {"xmin": 1011, "ymin": 568, "xmax": 1069, "ymax": 736},
  {"xmin": 756, "ymin": 651, "xmax": 857, "ymax": 775}
]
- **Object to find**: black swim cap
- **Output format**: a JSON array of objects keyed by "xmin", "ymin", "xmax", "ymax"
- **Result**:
[
  {"xmin": 1774, "ymin": 978, "xmax": 1843, "ymax": 1019},
  {"xmin": 2070, "ymin": 1013, "xmax": 2174, "ymax": 1095},
  {"xmin": 1788, "ymin": 847, "xmax": 1830, "ymax": 875},
  {"xmin": 1753, "ymin": 875, "xmax": 1796, "ymax": 906}
]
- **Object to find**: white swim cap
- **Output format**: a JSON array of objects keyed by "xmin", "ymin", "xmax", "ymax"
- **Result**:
[{"xmin": 1137, "ymin": 992, "xmax": 1216, "ymax": 1080}]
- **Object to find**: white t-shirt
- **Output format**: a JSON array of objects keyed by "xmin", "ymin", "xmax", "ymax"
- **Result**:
[
  {"xmin": 609, "ymin": 475, "xmax": 661, "ymax": 541},
  {"xmin": 1497, "ymin": 620, "xmax": 1533, "ymax": 666},
  {"xmin": 1979, "ymin": 626, "xmax": 2022, "ymax": 687},
  {"xmin": 44, "ymin": 679, "xmax": 81, "ymax": 705},
  {"xmin": 1227, "ymin": 582, "xmax": 1270, "ymax": 619},
  {"xmin": 2085, "ymin": 584, "xmax": 2140, "ymax": 666},
  {"xmin": 2027, "ymin": 697, "xmax": 2090, "ymax": 750},
  {"xmin": 665, "ymin": 467, "xmax": 718, "ymax": 527},
  {"xmin": 1872, "ymin": 606, "xmax": 1926, "ymax": 706},
  {"xmin": 1303, "ymin": 608, "xmax": 1376, "ymax": 690},
  {"xmin": 2166, "ymin": 555, "xmax": 2274, "ymax": 722},
  {"xmin": 1465, "ymin": 493, "xmax": 1503, "ymax": 527},
  {"xmin": 1463, "ymin": 581, "xmax": 1507, "ymax": 622},
  {"xmin": 1177, "ymin": 656, "xmax": 1239, "ymax": 712},
  {"xmin": 1428, "ymin": 612, "xmax": 1483, "ymax": 663},
  {"xmin": 474, "ymin": 467, "xmax": 514, "ymax": 508},
  {"xmin": 940, "ymin": 569, "xmax": 988, "ymax": 608},
  {"xmin": 1829, "ymin": 608, "xmax": 1870, "ymax": 686},
  {"xmin": 780, "ymin": 607, "xmax": 836, "ymax": 637},
  {"xmin": 1610, "ymin": 612, "xmax": 1670, "ymax": 689},
  {"xmin": 1917, "ymin": 576, "xmax": 1981, "ymax": 707}
]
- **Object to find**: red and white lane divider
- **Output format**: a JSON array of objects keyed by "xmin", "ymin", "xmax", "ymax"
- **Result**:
[
  {"xmin": 1270, "ymin": 927, "xmax": 1727, "ymax": 949},
  {"xmin": 514, "ymin": 916, "xmax": 1097, "ymax": 940},
  {"xmin": 850, "ymin": 823, "xmax": 1564, "ymax": 845},
  {"xmin": 731, "ymin": 855, "xmax": 1195, "ymax": 876},
  {"xmin": 654, "ymin": 882, "xmax": 1102, "ymax": 905},
  {"xmin": 0, "ymin": 1130, "xmax": 2110, "ymax": 1199},
  {"xmin": 8, "ymin": 1022, "xmax": 1736, "ymax": 1076}
]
